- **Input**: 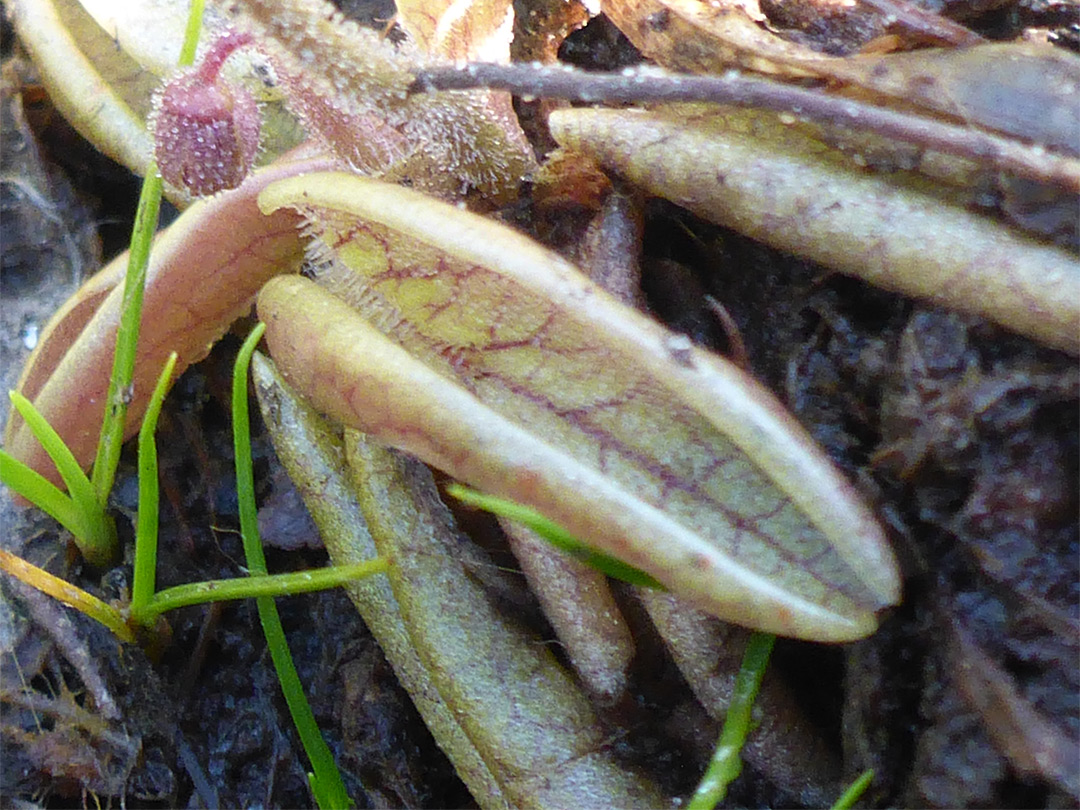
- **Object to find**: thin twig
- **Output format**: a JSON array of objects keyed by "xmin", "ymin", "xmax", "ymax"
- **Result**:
[{"xmin": 410, "ymin": 62, "xmax": 1080, "ymax": 192}]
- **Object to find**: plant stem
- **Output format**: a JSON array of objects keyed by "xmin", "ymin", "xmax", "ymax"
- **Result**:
[
  {"xmin": 409, "ymin": 62, "xmax": 1076, "ymax": 191},
  {"xmin": 233, "ymin": 324, "xmax": 354, "ymax": 810},
  {"xmin": 687, "ymin": 631, "xmax": 776, "ymax": 809}
]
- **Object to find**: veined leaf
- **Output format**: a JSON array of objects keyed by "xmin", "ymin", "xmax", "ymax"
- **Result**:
[{"xmin": 257, "ymin": 172, "xmax": 900, "ymax": 642}]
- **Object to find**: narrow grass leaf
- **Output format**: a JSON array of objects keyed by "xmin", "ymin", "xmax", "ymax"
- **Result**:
[
  {"xmin": 129, "ymin": 352, "xmax": 178, "ymax": 624},
  {"xmin": 831, "ymin": 769, "xmax": 875, "ymax": 810},
  {"xmin": 446, "ymin": 483, "xmax": 665, "ymax": 589},
  {"xmin": 142, "ymin": 560, "xmax": 389, "ymax": 618},
  {"xmin": 0, "ymin": 452, "xmax": 85, "ymax": 541},
  {"xmin": 90, "ymin": 168, "xmax": 164, "ymax": 502},
  {"xmin": 687, "ymin": 631, "xmax": 776, "ymax": 809},
  {"xmin": 7, "ymin": 392, "xmax": 115, "ymax": 565},
  {"xmin": 232, "ymin": 323, "xmax": 353, "ymax": 810}
]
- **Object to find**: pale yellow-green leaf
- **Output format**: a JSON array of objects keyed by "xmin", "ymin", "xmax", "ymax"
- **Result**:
[
  {"xmin": 252, "ymin": 352, "xmax": 668, "ymax": 809},
  {"xmin": 256, "ymin": 173, "xmax": 901, "ymax": 641},
  {"xmin": 549, "ymin": 105, "xmax": 1080, "ymax": 354},
  {"xmin": 11, "ymin": 0, "xmax": 154, "ymax": 175},
  {"xmin": 75, "ymin": 0, "xmax": 195, "ymax": 76},
  {"xmin": 347, "ymin": 433, "xmax": 668, "ymax": 808},
  {"xmin": 249, "ymin": 353, "xmax": 509, "ymax": 808}
]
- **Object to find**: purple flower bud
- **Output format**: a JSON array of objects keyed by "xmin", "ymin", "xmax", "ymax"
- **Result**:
[{"xmin": 153, "ymin": 30, "xmax": 260, "ymax": 197}]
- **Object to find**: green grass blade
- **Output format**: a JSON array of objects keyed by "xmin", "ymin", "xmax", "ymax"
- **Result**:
[
  {"xmin": 7, "ymin": 393, "xmax": 116, "ymax": 565},
  {"xmin": 178, "ymin": 0, "xmax": 206, "ymax": 66},
  {"xmin": 687, "ymin": 631, "xmax": 776, "ymax": 809},
  {"xmin": 0, "ymin": 451, "xmax": 87, "ymax": 541},
  {"xmin": 445, "ymin": 483, "xmax": 666, "ymax": 590},
  {"xmin": 141, "ymin": 560, "xmax": 389, "ymax": 618},
  {"xmin": 234, "ymin": 324, "xmax": 268, "ymax": 573},
  {"xmin": 9, "ymin": 393, "xmax": 103, "ymax": 517},
  {"xmin": 831, "ymin": 769, "xmax": 875, "ymax": 810},
  {"xmin": 90, "ymin": 0, "xmax": 202, "ymax": 522},
  {"xmin": 233, "ymin": 324, "xmax": 353, "ymax": 810},
  {"xmin": 129, "ymin": 353, "xmax": 178, "ymax": 625},
  {"xmin": 89, "ymin": 168, "xmax": 164, "ymax": 503}
]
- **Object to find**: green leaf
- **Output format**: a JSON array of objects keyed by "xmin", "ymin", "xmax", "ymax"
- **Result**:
[
  {"xmin": 253, "ymin": 350, "xmax": 667, "ymax": 809},
  {"xmin": 0, "ymin": 451, "xmax": 86, "ymax": 544},
  {"xmin": 129, "ymin": 352, "xmax": 178, "ymax": 625},
  {"xmin": 445, "ymin": 483, "xmax": 665, "ymax": 590},
  {"xmin": 687, "ymin": 631, "xmax": 776, "ymax": 809},
  {"xmin": 6, "ymin": 392, "xmax": 116, "ymax": 565},
  {"xmin": 232, "ymin": 323, "xmax": 353, "ymax": 810},
  {"xmin": 831, "ymin": 769, "xmax": 875, "ymax": 810}
]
